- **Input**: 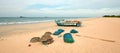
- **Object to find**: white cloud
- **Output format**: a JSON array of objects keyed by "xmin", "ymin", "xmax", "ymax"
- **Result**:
[
  {"xmin": 24, "ymin": 8, "xmax": 120, "ymax": 17},
  {"xmin": 0, "ymin": 0, "xmax": 120, "ymax": 17}
]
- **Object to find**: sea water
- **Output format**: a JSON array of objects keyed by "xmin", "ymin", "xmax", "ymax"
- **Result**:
[{"xmin": 0, "ymin": 17, "xmax": 87, "ymax": 25}]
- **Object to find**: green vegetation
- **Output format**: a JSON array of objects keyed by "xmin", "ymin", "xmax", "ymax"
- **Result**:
[{"xmin": 103, "ymin": 15, "xmax": 120, "ymax": 18}]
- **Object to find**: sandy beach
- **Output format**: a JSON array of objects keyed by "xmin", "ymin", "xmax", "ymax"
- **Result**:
[{"xmin": 0, "ymin": 17, "xmax": 120, "ymax": 53}]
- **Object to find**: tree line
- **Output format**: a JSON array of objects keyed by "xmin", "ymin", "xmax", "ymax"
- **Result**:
[{"xmin": 103, "ymin": 15, "xmax": 120, "ymax": 17}]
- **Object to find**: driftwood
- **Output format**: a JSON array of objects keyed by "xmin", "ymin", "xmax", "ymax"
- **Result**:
[
  {"xmin": 76, "ymin": 35, "xmax": 115, "ymax": 43},
  {"xmin": 40, "ymin": 32, "xmax": 54, "ymax": 45},
  {"xmin": 30, "ymin": 37, "xmax": 41, "ymax": 43}
]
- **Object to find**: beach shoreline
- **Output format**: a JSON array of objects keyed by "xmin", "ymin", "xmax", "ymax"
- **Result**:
[
  {"xmin": 0, "ymin": 17, "xmax": 89, "ymax": 26},
  {"xmin": 0, "ymin": 17, "xmax": 120, "ymax": 53}
]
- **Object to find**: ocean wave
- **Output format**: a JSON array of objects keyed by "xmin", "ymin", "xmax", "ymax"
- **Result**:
[{"xmin": 0, "ymin": 20, "xmax": 54, "ymax": 25}]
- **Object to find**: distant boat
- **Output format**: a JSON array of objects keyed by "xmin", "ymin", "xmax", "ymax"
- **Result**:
[{"xmin": 20, "ymin": 16, "xmax": 25, "ymax": 18}]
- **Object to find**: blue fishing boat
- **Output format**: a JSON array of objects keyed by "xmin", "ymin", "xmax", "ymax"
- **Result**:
[
  {"xmin": 63, "ymin": 33, "xmax": 74, "ymax": 43},
  {"xmin": 55, "ymin": 19, "xmax": 81, "ymax": 27}
]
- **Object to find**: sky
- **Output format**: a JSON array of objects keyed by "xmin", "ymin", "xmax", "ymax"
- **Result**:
[{"xmin": 0, "ymin": 0, "xmax": 120, "ymax": 17}]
